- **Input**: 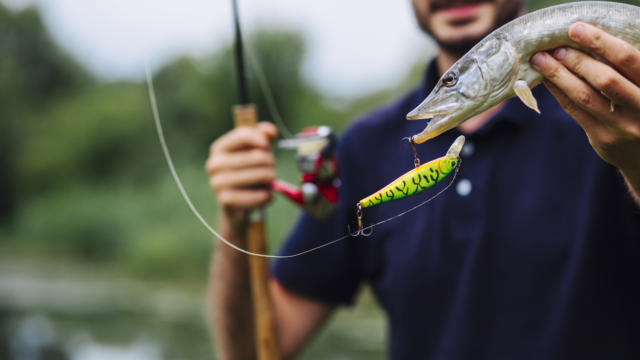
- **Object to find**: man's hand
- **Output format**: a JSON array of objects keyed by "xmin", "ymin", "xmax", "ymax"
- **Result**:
[
  {"xmin": 531, "ymin": 22, "xmax": 640, "ymax": 203},
  {"xmin": 207, "ymin": 122, "xmax": 333, "ymax": 360},
  {"xmin": 206, "ymin": 122, "xmax": 278, "ymax": 212}
]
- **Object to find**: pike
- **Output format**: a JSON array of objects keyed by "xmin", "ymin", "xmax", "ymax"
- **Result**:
[{"xmin": 407, "ymin": 1, "xmax": 640, "ymax": 144}]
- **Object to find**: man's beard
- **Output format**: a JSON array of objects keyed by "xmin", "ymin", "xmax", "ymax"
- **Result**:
[
  {"xmin": 428, "ymin": 0, "xmax": 522, "ymax": 57},
  {"xmin": 430, "ymin": 0, "xmax": 489, "ymax": 12},
  {"xmin": 436, "ymin": 36, "xmax": 486, "ymax": 58}
]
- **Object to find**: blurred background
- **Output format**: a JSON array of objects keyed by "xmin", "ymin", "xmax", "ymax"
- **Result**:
[{"xmin": 1, "ymin": 0, "xmax": 638, "ymax": 359}]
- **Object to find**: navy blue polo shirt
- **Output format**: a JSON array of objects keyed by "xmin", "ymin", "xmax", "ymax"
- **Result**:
[{"xmin": 273, "ymin": 60, "xmax": 640, "ymax": 359}]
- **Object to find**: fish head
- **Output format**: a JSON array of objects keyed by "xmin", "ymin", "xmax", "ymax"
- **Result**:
[
  {"xmin": 407, "ymin": 36, "xmax": 519, "ymax": 143},
  {"xmin": 406, "ymin": 56, "xmax": 492, "ymax": 139}
]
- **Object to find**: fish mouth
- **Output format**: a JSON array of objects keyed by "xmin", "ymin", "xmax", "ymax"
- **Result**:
[
  {"xmin": 406, "ymin": 92, "xmax": 463, "ymax": 143},
  {"xmin": 406, "ymin": 102, "xmax": 460, "ymax": 120},
  {"xmin": 415, "ymin": 115, "xmax": 455, "ymax": 143}
]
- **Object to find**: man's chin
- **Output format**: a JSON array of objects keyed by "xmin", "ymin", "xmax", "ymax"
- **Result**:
[{"xmin": 436, "ymin": 35, "xmax": 486, "ymax": 57}]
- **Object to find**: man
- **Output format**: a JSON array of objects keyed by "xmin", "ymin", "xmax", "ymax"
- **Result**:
[{"xmin": 207, "ymin": 0, "xmax": 640, "ymax": 358}]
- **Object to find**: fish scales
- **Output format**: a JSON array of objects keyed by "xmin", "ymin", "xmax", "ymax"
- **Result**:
[
  {"xmin": 407, "ymin": 1, "xmax": 640, "ymax": 143},
  {"xmin": 507, "ymin": 2, "xmax": 640, "ymax": 69}
]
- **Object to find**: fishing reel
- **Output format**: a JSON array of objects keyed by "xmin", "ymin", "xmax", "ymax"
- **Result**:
[{"xmin": 272, "ymin": 126, "xmax": 340, "ymax": 219}]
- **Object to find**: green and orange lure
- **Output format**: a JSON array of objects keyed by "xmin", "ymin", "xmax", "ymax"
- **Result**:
[{"xmin": 352, "ymin": 135, "xmax": 465, "ymax": 236}]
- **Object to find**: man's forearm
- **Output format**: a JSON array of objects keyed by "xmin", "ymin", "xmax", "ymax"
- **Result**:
[{"xmin": 209, "ymin": 213, "xmax": 256, "ymax": 359}]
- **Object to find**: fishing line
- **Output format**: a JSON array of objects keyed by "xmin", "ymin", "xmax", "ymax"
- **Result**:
[
  {"xmin": 145, "ymin": 65, "xmax": 460, "ymax": 259},
  {"xmin": 244, "ymin": 40, "xmax": 294, "ymax": 139}
]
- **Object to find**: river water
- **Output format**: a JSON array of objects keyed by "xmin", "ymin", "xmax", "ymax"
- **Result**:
[{"xmin": 0, "ymin": 261, "xmax": 385, "ymax": 359}]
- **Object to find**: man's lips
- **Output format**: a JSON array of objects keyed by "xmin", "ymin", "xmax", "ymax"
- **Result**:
[{"xmin": 439, "ymin": 3, "xmax": 483, "ymax": 20}]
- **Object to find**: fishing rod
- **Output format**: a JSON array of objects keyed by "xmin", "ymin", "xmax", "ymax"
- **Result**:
[{"xmin": 229, "ymin": 0, "xmax": 280, "ymax": 358}]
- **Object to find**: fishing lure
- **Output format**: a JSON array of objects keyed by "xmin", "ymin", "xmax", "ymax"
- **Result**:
[
  {"xmin": 352, "ymin": 135, "xmax": 465, "ymax": 236},
  {"xmin": 360, "ymin": 135, "xmax": 464, "ymax": 208}
]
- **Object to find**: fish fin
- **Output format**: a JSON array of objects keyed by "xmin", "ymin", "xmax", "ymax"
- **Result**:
[{"xmin": 513, "ymin": 80, "xmax": 540, "ymax": 114}]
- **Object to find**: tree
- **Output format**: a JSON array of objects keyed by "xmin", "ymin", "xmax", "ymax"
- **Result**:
[{"xmin": 0, "ymin": 3, "xmax": 90, "ymax": 221}]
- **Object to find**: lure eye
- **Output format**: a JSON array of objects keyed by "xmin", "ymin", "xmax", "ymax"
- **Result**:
[{"xmin": 442, "ymin": 72, "xmax": 458, "ymax": 87}]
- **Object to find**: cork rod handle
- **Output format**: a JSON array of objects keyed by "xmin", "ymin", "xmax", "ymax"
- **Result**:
[{"xmin": 233, "ymin": 104, "xmax": 280, "ymax": 360}]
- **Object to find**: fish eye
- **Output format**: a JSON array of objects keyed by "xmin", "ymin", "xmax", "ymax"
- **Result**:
[{"xmin": 442, "ymin": 72, "xmax": 458, "ymax": 87}]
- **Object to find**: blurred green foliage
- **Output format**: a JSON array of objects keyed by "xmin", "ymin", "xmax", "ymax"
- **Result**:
[
  {"xmin": 0, "ymin": 3, "xmax": 406, "ymax": 283},
  {"xmin": 3, "ymin": 0, "xmax": 640, "ymax": 281},
  {"xmin": 0, "ymin": 5, "xmax": 90, "ymax": 220}
]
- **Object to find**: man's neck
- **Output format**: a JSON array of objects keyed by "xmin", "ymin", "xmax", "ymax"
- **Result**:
[
  {"xmin": 436, "ymin": 51, "xmax": 505, "ymax": 134},
  {"xmin": 436, "ymin": 51, "xmax": 458, "ymax": 77}
]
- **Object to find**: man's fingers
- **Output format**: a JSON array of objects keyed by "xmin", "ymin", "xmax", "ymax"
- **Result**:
[
  {"xmin": 217, "ymin": 189, "xmax": 273, "ymax": 209},
  {"xmin": 542, "ymin": 80, "xmax": 601, "ymax": 134},
  {"xmin": 210, "ymin": 126, "xmax": 271, "ymax": 155},
  {"xmin": 206, "ymin": 149, "xmax": 275, "ymax": 175},
  {"xmin": 532, "ymin": 51, "xmax": 611, "ymax": 119},
  {"xmin": 568, "ymin": 22, "xmax": 640, "ymax": 85},
  {"xmin": 209, "ymin": 167, "xmax": 276, "ymax": 191},
  {"xmin": 206, "ymin": 122, "xmax": 278, "ymax": 211},
  {"xmin": 256, "ymin": 121, "xmax": 278, "ymax": 141},
  {"xmin": 550, "ymin": 47, "xmax": 640, "ymax": 109}
]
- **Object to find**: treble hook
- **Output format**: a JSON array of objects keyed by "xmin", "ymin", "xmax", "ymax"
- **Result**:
[{"xmin": 349, "ymin": 203, "xmax": 373, "ymax": 237}]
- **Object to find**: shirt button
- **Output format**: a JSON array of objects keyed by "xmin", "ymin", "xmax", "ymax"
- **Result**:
[
  {"xmin": 456, "ymin": 179, "xmax": 472, "ymax": 197},
  {"xmin": 461, "ymin": 142, "xmax": 475, "ymax": 157}
]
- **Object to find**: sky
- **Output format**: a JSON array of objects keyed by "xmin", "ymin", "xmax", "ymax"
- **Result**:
[{"xmin": 3, "ymin": 0, "xmax": 437, "ymax": 97}]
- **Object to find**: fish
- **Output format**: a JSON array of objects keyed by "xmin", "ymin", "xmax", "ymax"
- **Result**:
[{"xmin": 406, "ymin": 1, "xmax": 640, "ymax": 144}]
